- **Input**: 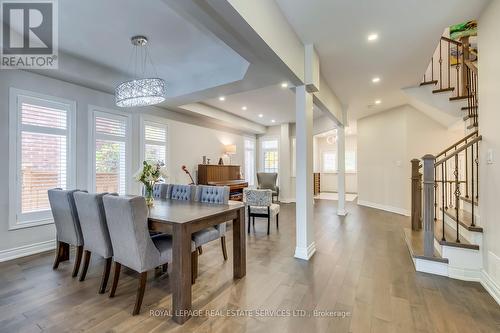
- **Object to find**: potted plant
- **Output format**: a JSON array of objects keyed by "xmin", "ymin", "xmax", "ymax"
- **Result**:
[{"xmin": 134, "ymin": 161, "xmax": 168, "ymax": 206}]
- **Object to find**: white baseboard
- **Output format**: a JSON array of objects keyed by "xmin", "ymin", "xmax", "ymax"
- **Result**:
[
  {"xmin": 0, "ymin": 239, "xmax": 56, "ymax": 262},
  {"xmin": 337, "ymin": 208, "xmax": 348, "ymax": 216},
  {"xmin": 294, "ymin": 242, "xmax": 316, "ymax": 260},
  {"xmin": 279, "ymin": 198, "xmax": 296, "ymax": 203},
  {"xmin": 414, "ymin": 257, "xmax": 449, "ymax": 277},
  {"xmin": 481, "ymin": 269, "xmax": 500, "ymax": 306},
  {"xmin": 357, "ymin": 200, "xmax": 410, "ymax": 216}
]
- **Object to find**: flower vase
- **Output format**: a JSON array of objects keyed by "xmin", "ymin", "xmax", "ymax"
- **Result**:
[{"xmin": 145, "ymin": 185, "xmax": 155, "ymax": 207}]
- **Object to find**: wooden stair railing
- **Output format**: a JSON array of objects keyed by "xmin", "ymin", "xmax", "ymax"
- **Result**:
[
  {"xmin": 411, "ymin": 133, "xmax": 482, "ymax": 257},
  {"xmin": 421, "ymin": 35, "xmax": 479, "ymax": 129}
]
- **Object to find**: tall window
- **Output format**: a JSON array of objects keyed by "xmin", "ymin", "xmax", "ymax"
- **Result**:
[
  {"xmin": 9, "ymin": 89, "xmax": 75, "ymax": 228},
  {"xmin": 322, "ymin": 151, "xmax": 337, "ymax": 173},
  {"xmin": 244, "ymin": 138, "xmax": 256, "ymax": 186},
  {"xmin": 261, "ymin": 138, "xmax": 279, "ymax": 173},
  {"xmin": 91, "ymin": 109, "xmax": 130, "ymax": 194},
  {"xmin": 346, "ymin": 151, "xmax": 357, "ymax": 172},
  {"xmin": 141, "ymin": 120, "xmax": 168, "ymax": 164}
]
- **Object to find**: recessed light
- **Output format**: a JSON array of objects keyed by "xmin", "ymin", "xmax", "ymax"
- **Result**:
[
  {"xmin": 258, "ymin": 114, "xmax": 263, "ymax": 118},
  {"xmin": 218, "ymin": 96, "xmax": 225, "ymax": 101},
  {"xmin": 281, "ymin": 82, "xmax": 288, "ymax": 88},
  {"xmin": 375, "ymin": 99, "xmax": 382, "ymax": 105},
  {"xmin": 271, "ymin": 119, "xmax": 276, "ymax": 123},
  {"xmin": 241, "ymin": 106, "xmax": 247, "ymax": 110},
  {"xmin": 372, "ymin": 77, "xmax": 381, "ymax": 83},
  {"xmin": 367, "ymin": 33, "xmax": 378, "ymax": 42}
]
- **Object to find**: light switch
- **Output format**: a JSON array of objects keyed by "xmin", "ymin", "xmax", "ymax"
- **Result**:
[
  {"xmin": 395, "ymin": 160, "xmax": 402, "ymax": 167},
  {"xmin": 487, "ymin": 149, "xmax": 494, "ymax": 164}
]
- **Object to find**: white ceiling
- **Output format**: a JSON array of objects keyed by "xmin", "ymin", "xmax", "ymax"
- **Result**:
[
  {"xmin": 275, "ymin": 0, "xmax": 491, "ymax": 120},
  {"xmin": 203, "ymin": 84, "xmax": 323, "ymax": 126}
]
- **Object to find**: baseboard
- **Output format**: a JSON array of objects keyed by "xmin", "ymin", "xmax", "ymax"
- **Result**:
[
  {"xmin": 0, "ymin": 239, "xmax": 56, "ymax": 262},
  {"xmin": 279, "ymin": 198, "xmax": 296, "ymax": 203},
  {"xmin": 448, "ymin": 266, "xmax": 482, "ymax": 282},
  {"xmin": 415, "ymin": 257, "xmax": 449, "ymax": 277},
  {"xmin": 481, "ymin": 270, "xmax": 500, "ymax": 306},
  {"xmin": 294, "ymin": 242, "xmax": 316, "ymax": 260},
  {"xmin": 337, "ymin": 208, "xmax": 348, "ymax": 216},
  {"xmin": 357, "ymin": 200, "xmax": 410, "ymax": 216}
]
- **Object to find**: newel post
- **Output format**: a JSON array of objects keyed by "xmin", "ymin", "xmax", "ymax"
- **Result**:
[
  {"xmin": 422, "ymin": 154, "xmax": 436, "ymax": 257},
  {"xmin": 411, "ymin": 159, "xmax": 422, "ymax": 231}
]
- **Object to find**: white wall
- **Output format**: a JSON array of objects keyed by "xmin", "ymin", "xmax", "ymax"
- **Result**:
[
  {"xmin": 357, "ymin": 105, "xmax": 463, "ymax": 215},
  {"xmin": 478, "ymin": 0, "xmax": 500, "ymax": 299},
  {"xmin": 315, "ymin": 135, "xmax": 357, "ymax": 193},
  {"xmin": 0, "ymin": 70, "xmax": 253, "ymax": 258}
]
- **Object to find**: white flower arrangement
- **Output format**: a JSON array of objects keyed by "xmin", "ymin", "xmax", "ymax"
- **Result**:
[{"xmin": 134, "ymin": 161, "xmax": 168, "ymax": 204}]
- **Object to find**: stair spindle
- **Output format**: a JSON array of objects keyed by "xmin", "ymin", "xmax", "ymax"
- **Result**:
[
  {"xmin": 439, "ymin": 40, "xmax": 443, "ymax": 90},
  {"xmin": 441, "ymin": 163, "xmax": 446, "ymax": 241},
  {"xmin": 471, "ymin": 143, "xmax": 475, "ymax": 227},
  {"xmin": 454, "ymin": 154, "xmax": 460, "ymax": 243}
]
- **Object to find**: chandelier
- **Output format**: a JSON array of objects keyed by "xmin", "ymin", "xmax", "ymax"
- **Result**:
[{"xmin": 115, "ymin": 36, "xmax": 167, "ymax": 108}]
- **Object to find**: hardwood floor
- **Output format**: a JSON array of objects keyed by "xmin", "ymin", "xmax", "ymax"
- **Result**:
[{"xmin": 1, "ymin": 201, "xmax": 499, "ymax": 332}]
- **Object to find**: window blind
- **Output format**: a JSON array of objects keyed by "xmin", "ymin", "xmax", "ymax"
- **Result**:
[{"xmin": 143, "ymin": 122, "xmax": 167, "ymax": 164}]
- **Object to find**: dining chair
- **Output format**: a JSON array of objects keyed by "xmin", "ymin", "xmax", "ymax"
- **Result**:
[
  {"xmin": 169, "ymin": 184, "xmax": 195, "ymax": 201},
  {"xmin": 48, "ymin": 188, "xmax": 84, "ymax": 277},
  {"xmin": 142, "ymin": 183, "xmax": 170, "ymax": 199},
  {"xmin": 257, "ymin": 172, "xmax": 279, "ymax": 202},
  {"xmin": 102, "ymin": 195, "xmax": 197, "ymax": 315},
  {"xmin": 192, "ymin": 185, "xmax": 230, "ymax": 263},
  {"xmin": 243, "ymin": 189, "xmax": 280, "ymax": 235},
  {"xmin": 73, "ymin": 191, "xmax": 115, "ymax": 294}
]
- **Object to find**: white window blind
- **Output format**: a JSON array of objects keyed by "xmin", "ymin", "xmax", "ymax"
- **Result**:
[
  {"xmin": 10, "ymin": 90, "xmax": 75, "ymax": 228},
  {"xmin": 143, "ymin": 121, "xmax": 167, "ymax": 164},
  {"xmin": 92, "ymin": 112, "xmax": 128, "ymax": 195},
  {"xmin": 244, "ymin": 139, "xmax": 256, "ymax": 186}
]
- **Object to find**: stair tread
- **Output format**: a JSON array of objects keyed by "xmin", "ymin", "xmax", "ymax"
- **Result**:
[
  {"xmin": 439, "ymin": 207, "xmax": 483, "ymax": 232},
  {"xmin": 467, "ymin": 123, "xmax": 478, "ymax": 130},
  {"xmin": 450, "ymin": 95, "xmax": 472, "ymax": 101},
  {"xmin": 461, "ymin": 106, "xmax": 478, "ymax": 111},
  {"xmin": 433, "ymin": 87, "xmax": 455, "ymax": 93},
  {"xmin": 460, "ymin": 196, "xmax": 479, "ymax": 206},
  {"xmin": 420, "ymin": 80, "xmax": 438, "ymax": 86},
  {"xmin": 403, "ymin": 227, "xmax": 448, "ymax": 263},
  {"xmin": 434, "ymin": 219, "xmax": 479, "ymax": 250}
]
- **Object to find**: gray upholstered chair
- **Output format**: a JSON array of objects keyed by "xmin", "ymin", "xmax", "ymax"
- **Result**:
[
  {"xmin": 73, "ymin": 191, "xmax": 115, "ymax": 293},
  {"xmin": 48, "ymin": 188, "xmax": 84, "ymax": 277},
  {"xmin": 243, "ymin": 189, "xmax": 280, "ymax": 235},
  {"xmin": 192, "ymin": 185, "xmax": 230, "ymax": 261},
  {"xmin": 257, "ymin": 173, "xmax": 279, "ymax": 202},
  {"xmin": 169, "ymin": 184, "xmax": 195, "ymax": 201},
  {"xmin": 142, "ymin": 183, "xmax": 169, "ymax": 199},
  {"xmin": 102, "ymin": 195, "xmax": 196, "ymax": 315}
]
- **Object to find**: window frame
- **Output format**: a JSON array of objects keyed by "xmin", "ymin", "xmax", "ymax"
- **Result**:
[
  {"xmin": 244, "ymin": 137, "xmax": 256, "ymax": 186},
  {"xmin": 8, "ymin": 88, "xmax": 76, "ymax": 230},
  {"xmin": 260, "ymin": 136, "xmax": 280, "ymax": 174},
  {"xmin": 88, "ymin": 105, "xmax": 132, "ymax": 195},
  {"xmin": 139, "ymin": 115, "xmax": 170, "ymax": 170}
]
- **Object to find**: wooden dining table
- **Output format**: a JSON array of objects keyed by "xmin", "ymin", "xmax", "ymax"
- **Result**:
[{"xmin": 147, "ymin": 199, "xmax": 246, "ymax": 324}]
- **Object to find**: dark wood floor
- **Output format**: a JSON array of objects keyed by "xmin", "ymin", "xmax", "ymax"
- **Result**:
[{"xmin": 1, "ymin": 201, "xmax": 499, "ymax": 332}]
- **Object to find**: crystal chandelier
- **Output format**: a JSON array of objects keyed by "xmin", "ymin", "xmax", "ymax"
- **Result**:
[{"xmin": 115, "ymin": 36, "xmax": 167, "ymax": 108}]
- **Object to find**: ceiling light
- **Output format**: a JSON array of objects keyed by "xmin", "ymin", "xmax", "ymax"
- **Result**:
[
  {"xmin": 372, "ymin": 77, "xmax": 381, "ymax": 83},
  {"xmin": 375, "ymin": 99, "xmax": 382, "ymax": 105},
  {"xmin": 281, "ymin": 82, "xmax": 288, "ymax": 88},
  {"xmin": 367, "ymin": 33, "xmax": 379, "ymax": 42},
  {"xmin": 115, "ymin": 36, "xmax": 167, "ymax": 108},
  {"xmin": 219, "ymin": 96, "xmax": 226, "ymax": 101},
  {"xmin": 271, "ymin": 119, "xmax": 276, "ymax": 123},
  {"xmin": 241, "ymin": 106, "xmax": 247, "ymax": 110},
  {"xmin": 258, "ymin": 114, "xmax": 263, "ymax": 118}
]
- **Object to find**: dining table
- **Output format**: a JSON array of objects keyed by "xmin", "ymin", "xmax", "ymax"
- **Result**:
[{"xmin": 147, "ymin": 199, "xmax": 246, "ymax": 324}]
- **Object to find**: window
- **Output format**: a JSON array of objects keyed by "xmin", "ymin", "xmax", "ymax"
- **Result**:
[
  {"xmin": 322, "ymin": 151, "xmax": 337, "ymax": 173},
  {"xmin": 346, "ymin": 151, "xmax": 357, "ymax": 172},
  {"xmin": 141, "ymin": 119, "xmax": 168, "ymax": 165},
  {"xmin": 244, "ymin": 139, "xmax": 256, "ymax": 186},
  {"xmin": 291, "ymin": 138, "xmax": 296, "ymax": 177},
  {"xmin": 261, "ymin": 138, "xmax": 279, "ymax": 173},
  {"xmin": 90, "ymin": 108, "xmax": 130, "ymax": 195},
  {"xmin": 9, "ymin": 89, "xmax": 75, "ymax": 229}
]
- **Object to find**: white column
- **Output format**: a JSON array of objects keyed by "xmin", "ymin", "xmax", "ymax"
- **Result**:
[
  {"xmin": 295, "ymin": 85, "xmax": 316, "ymax": 260},
  {"xmin": 337, "ymin": 126, "xmax": 347, "ymax": 216},
  {"xmin": 279, "ymin": 123, "xmax": 291, "ymax": 202}
]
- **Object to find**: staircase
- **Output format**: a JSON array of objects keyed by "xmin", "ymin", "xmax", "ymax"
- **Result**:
[{"xmin": 404, "ymin": 32, "xmax": 483, "ymax": 281}]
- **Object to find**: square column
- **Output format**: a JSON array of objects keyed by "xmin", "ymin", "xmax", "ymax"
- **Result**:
[
  {"xmin": 337, "ymin": 126, "xmax": 347, "ymax": 216},
  {"xmin": 294, "ymin": 85, "xmax": 316, "ymax": 260},
  {"xmin": 279, "ymin": 123, "xmax": 291, "ymax": 202}
]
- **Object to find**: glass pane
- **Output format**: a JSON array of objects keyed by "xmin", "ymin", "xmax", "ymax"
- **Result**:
[
  {"xmin": 95, "ymin": 116, "xmax": 126, "ymax": 137},
  {"xmin": 145, "ymin": 143, "xmax": 166, "ymax": 163},
  {"xmin": 95, "ymin": 139, "xmax": 126, "ymax": 194},
  {"xmin": 264, "ymin": 150, "xmax": 278, "ymax": 173},
  {"xmin": 21, "ymin": 132, "xmax": 67, "ymax": 213}
]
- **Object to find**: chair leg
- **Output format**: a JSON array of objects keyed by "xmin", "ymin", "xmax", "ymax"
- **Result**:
[
  {"xmin": 109, "ymin": 261, "xmax": 121, "ymax": 298},
  {"xmin": 72, "ymin": 246, "xmax": 84, "ymax": 278},
  {"xmin": 191, "ymin": 251, "xmax": 198, "ymax": 284},
  {"xmin": 53, "ymin": 241, "xmax": 63, "ymax": 269},
  {"xmin": 162, "ymin": 263, "xmax": 168, "ymax": 273},
  {"xmin": 276, "ymin": 213, "xmax": 279, "ymax": 229},
  {"xmin": 132, "ymin": 272, "xmax": 148, "ymax": 315},
  {"xmin": 247, "ymin": 207, "xmax": 251, "ymax": 234},
  {"xmin": 267, "ymin": 207, "xmax": 270, "ymax": 235},
  {"xmin": 79, "ymin": 250, "xmax": 91, "ymax": 281},
  {"xmin": 221, "ymin": 236, "xmax": 228, "ymax": 261},
  {"xmin": 197, "ymin": 246, "xmax": 203, "ymax": 255},
  {"xmin": 99, "ymin": 258, "xmax": 112, "ymax": 294}
]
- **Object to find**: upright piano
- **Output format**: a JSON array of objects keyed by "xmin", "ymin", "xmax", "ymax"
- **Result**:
[{"xmin": 197, "ymin": 164, "xmax": 248, "ymax": 201}]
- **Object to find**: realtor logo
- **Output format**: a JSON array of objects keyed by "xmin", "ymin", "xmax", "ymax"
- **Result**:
[{"xmin": 1, "ymin": 0, "xmax": 58, "ymax": 69}]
